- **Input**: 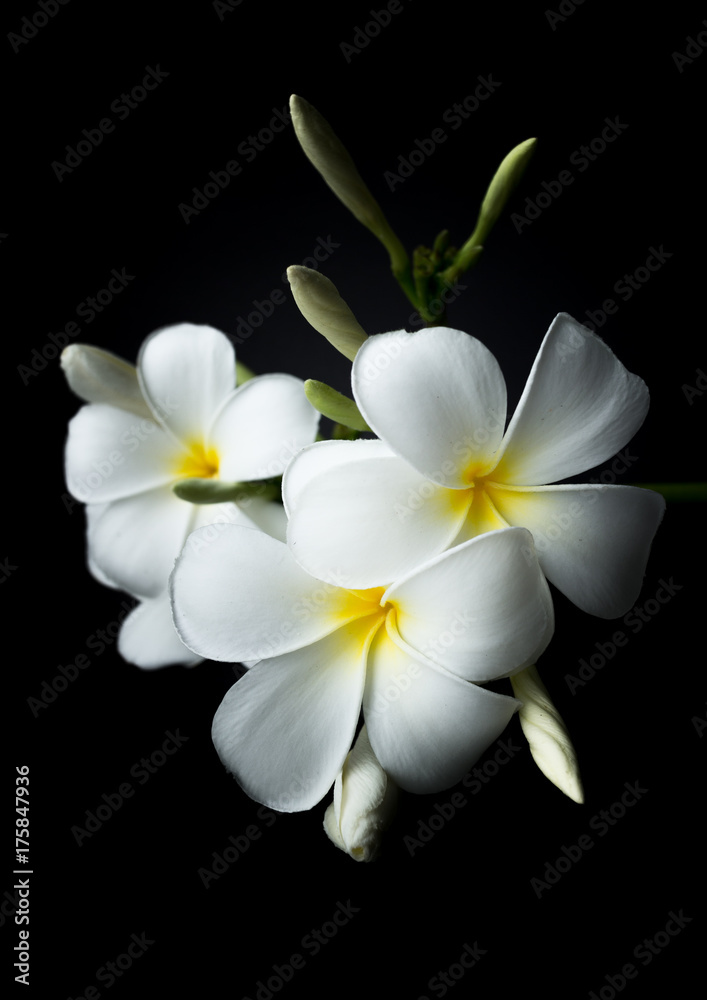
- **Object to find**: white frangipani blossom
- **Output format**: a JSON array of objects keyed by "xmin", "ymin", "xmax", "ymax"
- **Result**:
[
  {"xmin": 283, "ymin": 314, "xmax": 665, "ymax": 618},
  {"xmin": 170, "ymin": 521, "xmax": 554, "ymax": 811},
  {"xmin": 323, "ymin": 725, "xmax": 397, "ymax": 862},
  {"xmin": 63, "ymin": 324, "xmax": 317, "ymax": 667}
]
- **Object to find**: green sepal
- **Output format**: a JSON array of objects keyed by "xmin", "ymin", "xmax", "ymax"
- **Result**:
[
  {"xmin": 304, "ymin": 379, "xmax": 370, "ymax": 431},
  {"xmin": 236, "ymin": 360, "xmax": 256, "ymax": 385},
  {"xmin": 172, "ymin": 478, "xmax": 280, "ymax": 504}
]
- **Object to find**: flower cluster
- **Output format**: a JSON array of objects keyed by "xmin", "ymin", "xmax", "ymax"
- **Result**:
[{"xmin": 62, "ymin": 95, "xmax": 666, "ymax": 861}]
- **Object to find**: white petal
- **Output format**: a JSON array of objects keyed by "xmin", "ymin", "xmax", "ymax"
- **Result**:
[
  {"xmin": 486, "ymin": 482, "xmax": 666, "ymax": 617},
  {"xmin": 225, "ymin": 496, "xmax": 287, "ymax": 542},
  {"xmin": 209, "ymin": 374, "xmax": 319, "ymax": 481},
  {"xmin": 352, "ymin": 328, "xmax": 507, "ymax": 486},
  {"xmin": 211, "ymin": 625, "xmax": 369, "ymax": 811},
  {"xmin": 65, "ymin": 404, "xmax": 180, "ymax": 503},
  {"xmin": 493, "ymin": 314, "xmax": 650, "ymax": 485},
  {"xmin": 118, "ymin": 593, "xmax": 202, "ymax": 669},
  {"xmin": 385, "ymin": 528, "xmax": 554, "ymax": 682},
  {"xmin": 286, "ymin": 452, "xmax": 470, "ymax": 587},
  {"xmin": 84, "ymin": 503, "xmax": 120, "ymax": 589},
  {"xmin": 170, "ymin": 524, "xmax": 373, "ymax": 662},
  {"xmin": 88, "ymin": 486, "xmax": 196, "ymax": 598},
  {"xmin": 363, "ymin": 626, "xmax": 520, "ymax": 793},
  {"xmin": 283, "ymin": 438, "xmax": 393, "ymax": 518},
  {"xmin": 137, "ymin": 324, "xmax": 236, "ymax": 446}
]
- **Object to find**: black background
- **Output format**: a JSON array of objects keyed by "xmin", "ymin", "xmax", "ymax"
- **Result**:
[{"xmin": 5, "ymin": 1, "xmax": 705, "ymax": 997}]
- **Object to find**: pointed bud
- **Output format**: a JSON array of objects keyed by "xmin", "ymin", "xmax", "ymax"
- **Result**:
[
  {"xmin": 323, "ymin": 726, "xmax": 397, "ymax": 862},
  {"xmin": 61, "ymin": 344, "xmax": 152, "ymax": 418},
  {"xmin": 287, "ymin": 265, "xmax": 368, "ymax": 361},
  {"xmin": 290, "ymin": 95, "xmax": 412, "ymax": 287},
  {"xmin": 473, "ymin": 137, "xmax": 537, "ymax": 247},
  {"xmin": 510, "ymin": 664, "xmax": 584, "ymax": 804},
  {"xmin": 304, "ymin": 380, "xmax": 370, "ymax": 431}
]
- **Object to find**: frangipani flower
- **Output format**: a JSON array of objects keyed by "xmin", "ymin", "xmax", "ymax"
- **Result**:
[
  {"xmin": 283, "ymin": 314, "xmax": 665, "ymax": 617},
  {"xmin": 170, "ymin": 522, "xmax": 554, "ymax": 811},
  {"xmin": 323, "ymin": 725, "xmax": 397, "ymax": 862},
  {"xmin": 84, "ymin": 499, "xmax": 287, "ymax": 669},
  {"xmin": 63, "ymin": 325, "xmax": 317, "ymax": 666}
]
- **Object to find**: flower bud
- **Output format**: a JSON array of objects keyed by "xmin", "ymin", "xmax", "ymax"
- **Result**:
[
  {"xmin": 287, "ymin": 265, "xmax": 368, "ymax": 361},
  {"xmin": 290, "ymin": 96, "xmax": 410, "ymax": 281},
  {"xmin": 473, "ymin": 137, "xmax": 537, "ymax": 247},
  {"xmin": 323, "ymin": 726, "xmax": 397, "ymax": 861},
  {"xmin": 510, "ymin": 664, "xmax": 584, "ymax": 803},
  {"xmin": 291, "ymin": 95, "xmax": 387, "ymax": 235},
  {"xmin": 61, "ymin": 344, "xmax": 151, "ymax": 418},
  {"xmin": 304, "ymin": 380, "xmax": 370, "ymax": 431}
]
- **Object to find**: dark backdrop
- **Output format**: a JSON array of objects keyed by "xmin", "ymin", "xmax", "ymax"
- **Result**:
[{"xmin": 5, "ymin": 2, "xmax": 705, "ymax": 997}]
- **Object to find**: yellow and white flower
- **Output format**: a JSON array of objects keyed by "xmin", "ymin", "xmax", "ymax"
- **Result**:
[
  {"xmin": 170, "ymin": 521, "xmax": 554, "ymax": 811},
  {"xmin": 63, "ymin": 324, "xmax": 318, "ymax": 667},
  {"xmin": 283, "ymin": 314, "xmax": 665, "ymax": 618}
]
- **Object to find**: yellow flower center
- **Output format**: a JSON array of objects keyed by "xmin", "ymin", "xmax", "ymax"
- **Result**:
[{"xmin": 175, "ymin": 440, "xmax": 220, "ymax": 479}]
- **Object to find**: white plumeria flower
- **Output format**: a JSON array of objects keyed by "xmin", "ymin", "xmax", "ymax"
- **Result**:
[
  {"xmin": 283, "ymin": 314, "xmax": 665, "ymax": 618},
  {"xmin": 84, "ymin": 499, "xmax": 288, "ymax": 670},
  {"xmin": 323, "ymin": 725, "xmax": 397, "ymax": 862},
  {"xmin": 170, "ymin": 521, "xmax": 554, "ymax": 811},
  {"xmin": 64, "ymin": 324, "xmax": 317, "ymax": 666}
]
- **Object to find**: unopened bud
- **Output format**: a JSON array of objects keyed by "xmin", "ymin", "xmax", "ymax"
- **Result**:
[
  {"xmin": 287, "ymin": 265, "xmax": 367, "ymax": 361},
  {"xmin": 61, "ymin": 344, "xmax": 151, "ymax": 418},
  {"xmin": 510, "ymin": 663, "xmax": 584, "ymax": 803},
  {"xmin": 324, "ymin": 725, "xmax": 397, "ymax": 861}
]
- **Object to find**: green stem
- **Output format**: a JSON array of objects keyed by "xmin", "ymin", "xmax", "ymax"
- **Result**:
[{"xmin": 631, "ymin": 482, "xmax": 707, "ymax": 501}]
